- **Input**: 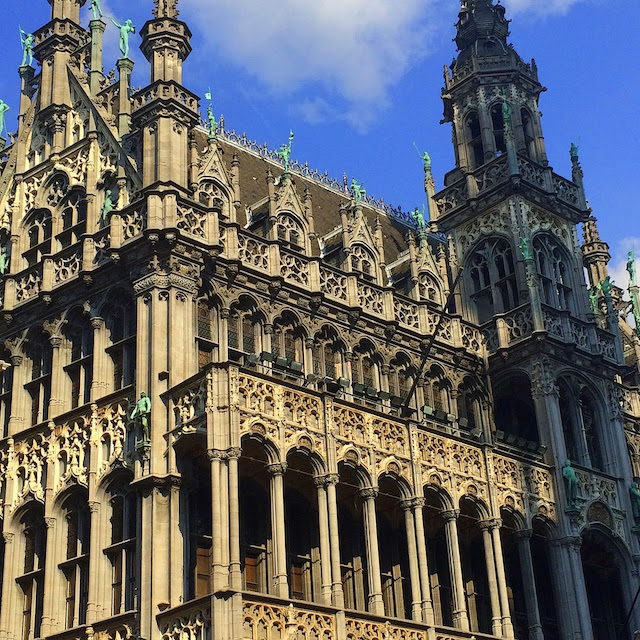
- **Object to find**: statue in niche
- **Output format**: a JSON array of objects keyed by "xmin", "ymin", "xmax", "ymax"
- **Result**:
[
  {"xmin": 277, "ymin": 130, "xmax": 294, "ymax": 173},
  {"xmin": 350, "ymin": 178, "xmax": 366, "ymax": 204},
  {"xmin": 0, "ymin": 247, "xmax": 9, "ymax": 276},
  {"xmin": 627, "ymin": 250, "xmax": 637, "ymax": 286},
  {"xmin": 588, "ymin": 287, "xmax": 599, "ymax": 316},
  {"xmin": 518, "ymin": 237, "xmax": 533, "ymax": 261},
  {"xmin": 100, "ymin": 189, "xmax": 116, "ymax": 226},
  {"xmin": 631, "ymin": 289, "xmax": 640, "ymax": 338},
  {"xmin": 502, "ymin": 102, "xmax": 512, "ymax": 136},
  {"xmin": 562, "ymin": 459, "xmax": 579, "ymax": 509},
  {"xmin": 111, "ymin": 18, "xmax": 136, "ymax": 58},
  {"xmin": 130, "ymin": 391, "xmax": 151, "ymax": 443},
  {"xmin": 90, "ymin": 0, "xmax": 103, "ymax": 20},
  {"xmin": 19, "ymin": 28, "xmax": 35, "ymax": 67},
  {"xmin": 630, "ymin": 482, "xmax": 640, "ymax": 523}
]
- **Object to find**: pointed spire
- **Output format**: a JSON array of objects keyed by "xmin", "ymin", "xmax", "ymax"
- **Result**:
[
  {"xmin": 455, "ymin": 0, "xmax": 510, "ymax": 61},
  {"xmin": 153, "ymin": 0, "xmax": 179, "ymax": 19}
]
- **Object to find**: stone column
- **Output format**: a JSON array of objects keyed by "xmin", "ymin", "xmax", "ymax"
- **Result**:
[
  {"xmin": 401, "ymin": 501, "xmax": 423, "ymax": 621},
  {"xmin": 0, "ymin": 531, "xmax": 17, "ymax": 637},
  {"xmin": 228, "ymin": 449, "xmax": 242, "ymax": 591},
  {"xmin": 491, "ymin": 522, "xmax": 515, "ymax": 639},
  {"xmin": 209, "ymin": 450, "xmax": 226, "ymax": 589},
  {"xmin": 116, "ymin": 58, "xmax": 134, "ymax": 138},
  {"xmin": 268, "ymin": 463, "xmax": 288, "ymax": 597},
  {"xmin": 564, "ymin": 536, "xmax": 594, "ymax": 640},
  {"xmin": 90, "ymin": 317, "xmax": 109, "ymax": 401},
  {"xmin": 326, "ymin": 475, "xmax": 345, "ymax": 608},
  {"xmin": 515, "ymin": 530, "xmax": 544, "ymax": 640},
  {"xmin": 360, "ymin": 488, "xmax": 384, "ymax": 616},
  {"xmin": 442, "ymin": 510, "xmax": 470, "ymax": 631},
  {"xmin": 6, "ymin": 347, "xmax": 28, "ymax": 436},
  {"xmin": 89, "ymin": 19, "xmax": 106, "ymax": 95},
  {"xmin": 412, "ymin": 499, "xmax": 436, "ymax": 625},
  {"xmin": 315, "ymin": 477, "xmax": 333, "ymax": 605},
  {"xmin": 85, "ymin": 500, "xmax": 103, "ymax": 624},
  {"xmin": 480, "ymin": 521, "xmax": 504, "ymax": 637},
  {"xmin": 46, "ymin": 332, "xmax": 66, "ymax": 419}
]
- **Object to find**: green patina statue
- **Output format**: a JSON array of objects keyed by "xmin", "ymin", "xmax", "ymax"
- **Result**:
[
  {"xmin": 207, "ymin": 104, "xmax": 218, "ymax": 140},
  {"xmin": 628, "ymin": 250, "xmax": 637, "ymax": 286},
  {"xmin": 562, "ymin": 459, "xmax": 579, "ymax": 509},
  {"xmin": 0, "ymin": 247, "xmax": 9, "ymax": 276},
  {"xmin": 412, "ymin": 205, "xmax": 427, "ymax": 235},
  {"xmin": 630, "ymin": 482, "xmax": 640, "ymax": 523},
  {"xmin": 0, "ymin": 101, "xmax": 9, "ymax": 136},
  {"xmin": 130, "ymin": 391, "xmax": 151, "ymax": 443},
  {"xmin": 631, "ymin": 289, "xmax": 640, "ymax": 338},
  {"xmin": 100, "ymin": 189, "xmax": 116, "ymax": 225},
  {"xmin": 350, "ymin": 179, "xmax": 366, "ymax": 204},
  {"xmin": 502, "ymin": 102, "xmax": 512, "ymax": 133},
  {"xmin": 19, "ymin": 28, "xmax": 35, "ymax": 67},
  {"xmin": 111, "ymin": 18, "xmax": 136, "ymax": 58},
  {"xmin": 518, "ymin": 237, "xmax": 533, "ymax": 261},
  {"xmin": 413, "ymin": 143, "xmax": 432, "ymax": 179},
  {"xmin": 588, "ymin": 287, "xmax": 599, "ymax": 316},
  {"xmin": 570, "ymin": 142, "xmax": 579, "ymax": 161},
  {"xmin": 600, "ymin": 276, "xmax": 613, "ymax": 298},
  {"xmin": 91, "ymin": 0, "xmax": 103, "ymax": 20},
  {"xmin": 277, "ymin": 130, "xmax": 294, "ymax": 173}
]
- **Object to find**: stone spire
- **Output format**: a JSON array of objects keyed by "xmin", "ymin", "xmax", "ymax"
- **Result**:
[
  {"xmin": 153, "ymin": 0, "xmax": 180, "ymax": 19},
  {"xmin": 582, "ymin": 216, "xmax": 611, "ymax": 288},
  {"xmin": 454, "ymin": 0, "xmax": 510, "ymax": 63},
  {"xmin": 48, "ymin": 0, "xmax": 87, "ymax": 24}
]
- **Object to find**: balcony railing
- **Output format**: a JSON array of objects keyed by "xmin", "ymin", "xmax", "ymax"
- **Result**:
[{"xmin": 157, "ymin": 596, "xmax": 211, "ymax": 640}]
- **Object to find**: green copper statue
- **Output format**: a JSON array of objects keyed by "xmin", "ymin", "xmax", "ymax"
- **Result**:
[
  {"xmin": 111, "ymin": 18, "xmax": 136, "ymax": 58},
  {"xmin": 589, "ymin": 287, "xmax": 599, "ymax": 316},
  {"xmin": 100, "ymin": 189, "xmax": 116, "ymax": 226},
  {"xmin": 412, "ymin": 206, "xmax": 426, "ymax": 235},
  {"xmin": 413, "ymin": 143, "xmax": 432, "ymax": 179},
  {"xmin": 562, "ymin": 459, "xmax": 579, "ymax": 509},
  {"xmin": 0, "ymin": 101, "xmax": 9, "ymax": 137},
  {"xmin": 19, "ymin": 28, "xmax": 35, "ymax": 67},
  {"xmin": 91, "ymin": 0, "xmax": 103, "ymax": 20},
  {"xmin": 350, "ymin": 179, "xmax": 366, "ymax": 204},
  {"xmin": 207, "ymin": 104, "xmax": 218, "ymax": 140},
  {"xmin": 570, "ymin": 142, "xmax": 579, "ymax": 161},
  {"xmin": 628, "ymin": 250, "xmax": 637, "ymax": 286},
  {"xmin": 630, "ymin": 482, "xmax": 640, "ymax": 523},
  {"xmin": 277, "ymin": 130, "xmax": 294, "ymax": 173},
  {"xmin": 130, "ymin": 391, "xmax": 151, "ymax": 443},
  {"xmin": 631, "ymin": 289, "xmax": 640, "ymax": 338},
  {"xmin": 518, "ymin": 237, "xmax": 533, "ymax": 261},
  {"xmin": 502, "ymin": 102, "xmax": 512, "ymax": 134},
  {"xmin": 0, "ymin": 247, "xmax": 9, "ymax": 276},
  {"xmin": 600, "ymin": 275, "xmax": 612, "ymax": 298}
]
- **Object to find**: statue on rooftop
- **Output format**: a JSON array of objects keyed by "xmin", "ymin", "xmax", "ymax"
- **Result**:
[
  {"xmin": 412, "ymin": 206, "xmax": 427, "ymax": 236},
  {"xmin": 413, "ymin": 143, "xmax": 432, "ymax": 180},
  {"xmin": 588, "ymin": 287, "xmax": 599, "ymax": 316},
  {"xmin": 562, "ymin": 459, "xmax": 579, "ymax": 509},
  {"xmin": 631, "ymin": 289, "xmax": 640, "ymax": 338},
  {"xmin": 627, "ymin": 250, "xmax": 637, "ymax": 286},
  {"xmin": 0, "ymin": 101, "xmax": 9, "ymax": 137},
  {"xmin": 570, "ymin": 142, "xmax": 579, "ymax": 161},
  {"xmin": 130, "ymin": 391, "xmax": 151, "ymax": 443},
  {"xmin": 350, "ymin": 179, "xmax": 366, "ymax": 204},
  {"xmin": 630, "ymin": 482, "xmax": 640, "ymax": 523},
  {"xmin": 207, "ymin": 104, "xmax": 218, "ymax": 140},
  {"xmin": 277, "ymin": 130, "xmax": 294, "ymax": 173},
  {"xmin": 518, "ymin": 237, "xmax": 533, "ymax": 261},
  {"xmin": 19, "ymin": 28, "xmax": 35, "ymax": 67},
  {"xmin": 600, "ymin": 275, "xmax": 613, "ymax": 298},
  {"xmin": 90, "ymin": 0, "xmax": 103, "ymax": 20},
  {"xmin": 100, "ymin": 189, "xmax": 116, "ymax": 226},
  {"xmin": 111, "ymin": 18, "xmax": 136, "ymax": 58}
]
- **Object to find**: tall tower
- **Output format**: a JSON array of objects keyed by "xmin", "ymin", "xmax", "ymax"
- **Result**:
[{"xmin": 434, "ymin": 2, "xmax": 639, "ymax": 639}]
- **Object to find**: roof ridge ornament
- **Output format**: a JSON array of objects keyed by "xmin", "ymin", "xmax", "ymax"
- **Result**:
[{"xmin": 153, "ymin": 0, "xmax": 179, "ymax": 19}]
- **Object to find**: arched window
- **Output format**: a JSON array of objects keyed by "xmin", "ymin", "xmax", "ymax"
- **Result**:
[
  {"xmin": 466, "ymin": 111, "xmax": 484, "ymax": 169},
  {"xmin": 62, "ymin": 493, "xmax": 90, "ymax": 628},
  {"xmin": 350, "ymin": 245, "xmax": 376, "ymax": 282},
  {"xmin": 227, "ymin": 298, "xmax": 261, "ymax": 362},
  {"xmin": 418, "ymin": 273, "xmax": 442, "ymax": 305},
  {"xmin": 196, "ymin": 299, "xmax": 218, "ymax": 369},
  {"xmin": 59, "ymin": 189, "xmax": 87, "ymax": 249},
  {"xmin": 494, "ymin": 375, "xmax": 540, "ymax": 444},
  {"xmin": 468, "ymin": 238, "xmax": 519, "ymax": 324},
  {"xmin": 17, "ymin": 506, "xmax": 46, "ymax": 640},
  {"xmin": 533, "ymin": 236, "xmax": 573, "ymax": 311},
  {"xmin": 311, "ymin": 327, "xmax": 343, "ymax": 381},
  {"xmin": 388, "ymin": 354, "xmax": 414, "ymax": 406},
  {"xmin": 580, "ymin": 389, "xmax": 604, "ymax": 472},
  {"xmin": 491, "ymin": 104, "xmax": 507, "ymax": 156},
  {"xmin": 24, "ymin": 209, "xmax": 52, "ymax": 268},
  {"xmin": 65, "ymin": 311, "xmax": 94, "ymax": 409},
  {"xmin": 25, "ymin": 327, "xmax": 52, "ymax": 425},
  {"xmin": 105, "ymin": 295, "xmax": 136, "ymax": 392},
  {"xmin": 351, "ymin": 342, "xmax": 379, "ymax": 398},
  {"xmin": 457, "ymin": 378, "xmax": 481, "ymax": 431},
  {"xmin": 521, "ymin": 109, "xmax": 536, "ymax": 158},
  {"xmin": 107, "ymin": 486, "xmax": 137, "ymax": 615},
  {"xmin": 427, "ymin": 366, "xmax": 450, "ymax": 414},
  {"xmin": 276, "ymin": 214, "xmax": 304, "ymax": 250},
  {"xmin": 0, "ymin": 348, "xmax": 13, "ymax": 438},
  {"xmin": 186, "ymin": 463, "xmax": 212, "ymax": 600},
  {"xmin": 273, "ymin": 314, "xmax": 304, "ymax": 366}
]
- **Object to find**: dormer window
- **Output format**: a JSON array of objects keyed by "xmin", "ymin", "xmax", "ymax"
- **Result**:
[{"xmin": 350, "ymin": 245, "xmax": 376, "ymax": 282}]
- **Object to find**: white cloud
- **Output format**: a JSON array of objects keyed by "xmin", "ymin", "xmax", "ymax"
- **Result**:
[
  {"xmin": 189, "ymin": 0, "xmax": 440, "ymax": 127},
  {"xmin": 502, "ymin": 0, "xmax": 586, "ymax": 16}
]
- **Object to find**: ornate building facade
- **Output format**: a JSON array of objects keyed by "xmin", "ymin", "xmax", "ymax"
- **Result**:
[{"xmin": 0, "ymin": 1, "xmax": 638, "ymax": 640}]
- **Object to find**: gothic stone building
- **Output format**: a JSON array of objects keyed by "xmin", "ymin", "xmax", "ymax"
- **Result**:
[{"xmin": 0, "ymin": 1, "xmax": 639, "ymax": 640}]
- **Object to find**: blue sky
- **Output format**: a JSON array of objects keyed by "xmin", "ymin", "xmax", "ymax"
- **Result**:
[{"xmin": 1, "ymin": 0, "xmax": 638, "ymax": 285}]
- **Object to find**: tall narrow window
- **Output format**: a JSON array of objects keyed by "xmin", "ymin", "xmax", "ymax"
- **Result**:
[
  {"xmin": 350, "ymin": 245, "xmax": 376, "ymax": 282},
  {"xmin": 0, "ymin": 350, "xmax": 12, "ymax": 438},
  {"xmin": 23, "ymin": 209, "xmax": 52, "ymax": 268},
  {"xmin": 106, "ymin": 296, "xmax": 136, "ymax": 391},
  {"xmin": 58, "ymin": 189, "xmax": 87, "ymax": 249},
  {"xmin": 533, "ymin": 236, "xmax": 573, "ymax": 311},
  {"xmin": 520, "ymin": 109, "xmax": 536, "ymax": 159},
  {"xmin": 105, "ymin": 490, "xmax": 137, "ymax": 615},
  {"xmin": 466, "ymin": 112, "xmax": 484, "ymax": 169},
  {"xmin": 491, "ymin": 104, "xmax": 506, "ymax": 155},
  {"xmin": 65, "ymin": 312, "xmax": 94, "ymax": 409},
  {"xmin": 273, "ymin": 315, "xmax": 303, "ymax": 366},
  {"xmin": 311, "ymin": 328, "xmax": 342, "ymax": 381},
  {"xmin": 227, "ymin": 299, "xmax": 261, "ymax": 362},
  {"xmin": 196, "ymin": 300, "xmax": 218, "ymax": 369},
  {"xmin": 25, "ymin": 328, "xmax": 52, "ymax": 426}
]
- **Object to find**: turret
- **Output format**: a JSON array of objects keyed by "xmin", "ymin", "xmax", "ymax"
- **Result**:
[{"xmin": 582, "ymin": 216, "xmax": 611, "ymax": 288}]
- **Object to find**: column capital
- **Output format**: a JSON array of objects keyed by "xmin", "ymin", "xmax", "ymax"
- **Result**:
[
  {"xmin": 359, "ymin": 487, "xmax": 378, "ymax": 500},
  {"xmin": 220, "ymin": 307, "xmax": 230, "ymax": 319},
  {"xmin": 207, "ymin": 448, "xmax": 228, "ymax": 461},
  {"xmin": 412, "ymin": 497, "xmax": 426, "ymax": 509},
  {"xmin": 314, "ymin": 473, "xmax": 339, "ymax": 488},
  {"xmin": 267, "ymin": 462, "xmax": 287, "ymax": 476},
  {"xmin": 2, "ymin": 532, "xmax": 14, "ymax": 544},
  {"xmin": 90, "ymin": 316, "xmax": 104, "ymax": 330},
  {"xmin": 44, "ymin": 516, "xmax": 56, "ymax": 529},
  {"xmin": 442, "ymin": 509, "xmax": 460, "ymax": 522},
  {"xmin": 227, "ymin": 447, "xmax": 242, "ymax": 460},
  {"xmin": 550, "ymin": 535, "xmax": 582, "ymax": 550}
]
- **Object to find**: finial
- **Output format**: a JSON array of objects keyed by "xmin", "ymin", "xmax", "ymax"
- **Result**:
[{"xmin": 153, "ymin": 0, "xmax": 180, "ymax": 19}]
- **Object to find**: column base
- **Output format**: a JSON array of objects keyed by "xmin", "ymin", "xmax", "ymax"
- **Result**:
[
  {"xmin": 367, "ymin": 593, "xmax": 385, "ymax": 617},
  {"xmin": 452, "ymin": 610, "xmax": 470, "ymax": 632}
]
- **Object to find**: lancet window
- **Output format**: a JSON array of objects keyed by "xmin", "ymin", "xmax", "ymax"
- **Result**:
[
  {"xmin": 196, "ymin": 299, "xmax": 218, "ymax": 368},
  {"xmin": 418, "ymin": 273, "xmax": 442, "ymax": 304},
  {"xmin": 456, "ymin": 377, "xmax": 481, "ymax": 431},
  {"xmin": 272, "ymin": 314, "xmax": 304, "ymax": 365},
  {"xmin": 311, "ymin": 327, "xmax": 344, "ymax": 381},
  {"xmin": 24, "ymin": 209, "xmax": 52, "ymax": 268},
  {"xmin": 62, "ymin": 494, "xmax": 90, "ymax": 628},
  {"xmin": 491, "ymin": 103, "xmax": 507, "ymax": 156},
  {"xmin": 227, "ymin": 298, "xmax": 262, "ymax": 361},
  {"xmin": 276, "ymin": 214, "xmax": 304, "ymax": 250},
  {"xmin": 533, "ymin": 235, "xmax": 573, "ymax": 311},
  {"xmin": 388, "ymin": 354, "xmax": 414, "ymax": 403},
  {"xmin": 468, "ymin": 238, "xmax": 519, "ymax": 324},
  {"xmin": 350, "ymin": 245, "xmax": 376, "ymax": 282},
  {"xmin": 351, "ymin": 342, "xmax": 379, "ymax": 391},
  {"xmin": 466, "ymin": 111, "xmax": 484, "ymax": 169},
  {"xmin": 105, "ymin": 295, "xmax": 136, "ymax": 392},
  {"xmin": 58, "ymin": 189, "xmax": 87, "ymax": 249},
  {"xmin": 64, "ymin": 310, "xmax": 94, "ymax": 409},
  {"xmin": 25, "ymin": 327, "xmax": 52, "ymax": 426}
]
